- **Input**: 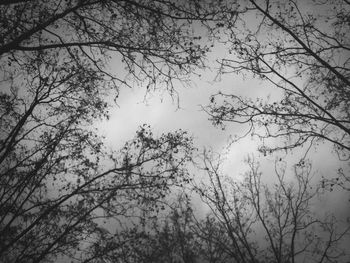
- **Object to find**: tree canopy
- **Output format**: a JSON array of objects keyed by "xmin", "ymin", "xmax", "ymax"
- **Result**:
[{"xmin": 0, "ymin": 0, "xmax": 349, "ymax": 262}]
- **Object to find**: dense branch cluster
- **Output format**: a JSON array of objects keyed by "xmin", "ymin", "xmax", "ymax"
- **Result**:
[{"xmin": 0, "ymin": 0, "xmax": 229, "ymax": 93}]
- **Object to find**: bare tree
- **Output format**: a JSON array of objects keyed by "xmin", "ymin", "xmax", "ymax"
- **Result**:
[
  {"xmin": 194, "ymin": 151, "xmax": 349, "ymax": 263},
  {"xmin": 205, "ymin": 0, "xmax": 350, "ymax": 188}
]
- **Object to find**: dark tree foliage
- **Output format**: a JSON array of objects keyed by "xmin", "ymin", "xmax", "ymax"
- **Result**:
[
  {"xmin": 0, "ymin": 122, "xmax": 194, "ymax": 262},
  {"xmin": 102, "ymin": 194, "xmax": 199, "ymax": 263},
  {"xmin": 205, "ymin": 0, "xmax": 350, "ymax": 188},
  {"xmin": 106, "ymin": 194, "xmax": 232, "ymax": 263},
  {"xmin": 0, "ymin": 0, "xmax": 228, "ymax": 262}
]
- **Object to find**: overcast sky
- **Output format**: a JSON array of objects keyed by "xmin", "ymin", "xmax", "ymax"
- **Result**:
[{"xmin": 95, "ymin": 17, "xmax": 350, "ymax": 224}]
